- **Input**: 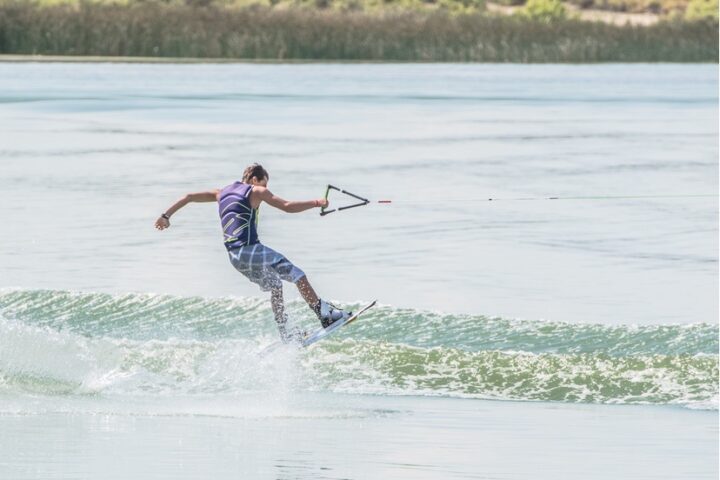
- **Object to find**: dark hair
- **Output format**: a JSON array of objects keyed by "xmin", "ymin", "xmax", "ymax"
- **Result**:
[{"xmin": 242, "ymin": 163, "xmax": 269, "ymax": 183}]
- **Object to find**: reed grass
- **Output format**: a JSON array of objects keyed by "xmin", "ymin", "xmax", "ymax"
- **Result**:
[{"xmin": 0, "ymin": 1, "xmax": 716, "ymax": 61}]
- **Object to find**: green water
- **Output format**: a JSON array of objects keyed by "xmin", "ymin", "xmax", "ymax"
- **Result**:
[{"xmin": 1, "ymin": 289, "xmax": 717, "ymax": 408}]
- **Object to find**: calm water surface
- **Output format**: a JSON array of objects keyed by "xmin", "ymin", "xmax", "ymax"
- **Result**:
[{"xmin": 0, "ymin": 63, "xmax": 717, "ymax": 324}]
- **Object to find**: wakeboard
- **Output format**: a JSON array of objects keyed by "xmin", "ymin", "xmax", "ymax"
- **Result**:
[
  {"xmin": 259, "ymin": 300, "xmax": 376, "ymax": 355},
  {"xmin": 301, "ymin": 300, "xmax": 376, "ymax": 347}
]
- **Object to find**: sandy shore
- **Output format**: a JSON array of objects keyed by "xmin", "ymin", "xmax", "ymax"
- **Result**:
[{"xmin": 486, "ymin": 2, "xmax": 662, "ymax": 25}]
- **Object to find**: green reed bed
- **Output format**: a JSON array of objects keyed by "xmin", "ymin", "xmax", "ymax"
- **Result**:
[{"xmin": 0, "ymin": 2, "xmax": 716, "ymax": 61}]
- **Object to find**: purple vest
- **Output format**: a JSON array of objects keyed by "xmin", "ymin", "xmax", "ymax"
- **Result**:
[{"xmin": 218, "ymin": 182, "xmax": 259, "ymax": 250}]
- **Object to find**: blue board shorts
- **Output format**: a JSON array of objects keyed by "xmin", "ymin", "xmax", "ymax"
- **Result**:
[{"xmin": 228, "ymin": 243, "xmax": 305, "ymax": 292}]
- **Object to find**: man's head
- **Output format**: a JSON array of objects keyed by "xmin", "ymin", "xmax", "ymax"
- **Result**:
[{"xmin": 242, "ymin": 163, "xmax": 269, "ymax": 186}]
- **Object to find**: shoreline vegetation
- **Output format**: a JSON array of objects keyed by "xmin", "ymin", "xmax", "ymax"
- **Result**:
[{"xmin": 0, "ymin": 1, "xmax": 717, "ymax": 62}]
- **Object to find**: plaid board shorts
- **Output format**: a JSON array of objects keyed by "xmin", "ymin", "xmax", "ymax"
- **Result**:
[{"xmin": 227, "ymin": 243, "xmax": 306, "ymax": 292}]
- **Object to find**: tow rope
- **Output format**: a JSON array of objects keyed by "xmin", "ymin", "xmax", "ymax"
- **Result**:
[{"xmin": 320, "ymin": 186, "xmax": 715, "ymax": 216}]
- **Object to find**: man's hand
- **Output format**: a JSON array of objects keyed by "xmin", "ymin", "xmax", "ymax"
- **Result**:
[
  {"xmin": 319, "ymin": 198, "xmax": 329, "ymax": 208},
  {"xmin": 155, "ymin": 216, "xmax": 170, "ymax": 230}
]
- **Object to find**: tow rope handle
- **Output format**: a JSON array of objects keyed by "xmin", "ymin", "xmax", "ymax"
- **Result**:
[{"xmin": 320, "ymin": 184, "xmax": 371, "ymax": 216}]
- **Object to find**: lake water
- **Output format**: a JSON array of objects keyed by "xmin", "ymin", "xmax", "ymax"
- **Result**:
[{"xmin": 0, "ymin": 62, "xmax": 717, "ymax": 479}]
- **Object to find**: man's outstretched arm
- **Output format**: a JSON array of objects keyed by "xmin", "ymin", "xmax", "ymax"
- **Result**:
[
  {"xmin": 155, "ymin": 190, "xmax": 219, "ymax": 230},
  {"xmin": 254, "ymin": 187, "xmax": 328, "ymax": 213}
]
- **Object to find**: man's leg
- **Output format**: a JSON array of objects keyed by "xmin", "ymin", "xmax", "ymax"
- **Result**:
[
  {"xmin": 296, "ymin": 275, "xmax": 319, "ymax": 310},
  {"xmin": 295, "ymin": 275, "xmax": 350, "ymax": 327},
  {"xmin": 270, "ymin": 286, "xmax": 288, "ymax": 340}
]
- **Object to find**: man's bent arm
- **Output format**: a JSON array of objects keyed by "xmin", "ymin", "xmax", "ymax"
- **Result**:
[
  {"xmin": 155, "ymin": 190, "xmax": 219, "ymax": 230},
  {"xmin": 164, "ymin": 191, "xmax": 219, "ymax": 217}
]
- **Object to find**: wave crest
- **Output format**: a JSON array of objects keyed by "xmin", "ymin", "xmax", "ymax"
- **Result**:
[{"xmin": 0, "ymin": 289, "xmax": 717, "ymax": 409}]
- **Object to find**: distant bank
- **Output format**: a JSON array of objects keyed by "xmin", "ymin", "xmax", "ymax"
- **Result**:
[
  {"xmin": 0, "ymin": 55, "xmax": 341, "ymax": 63},
  {"xmin": 0, "ymin": 2, "xmax": 717, "ymax": 62}
]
